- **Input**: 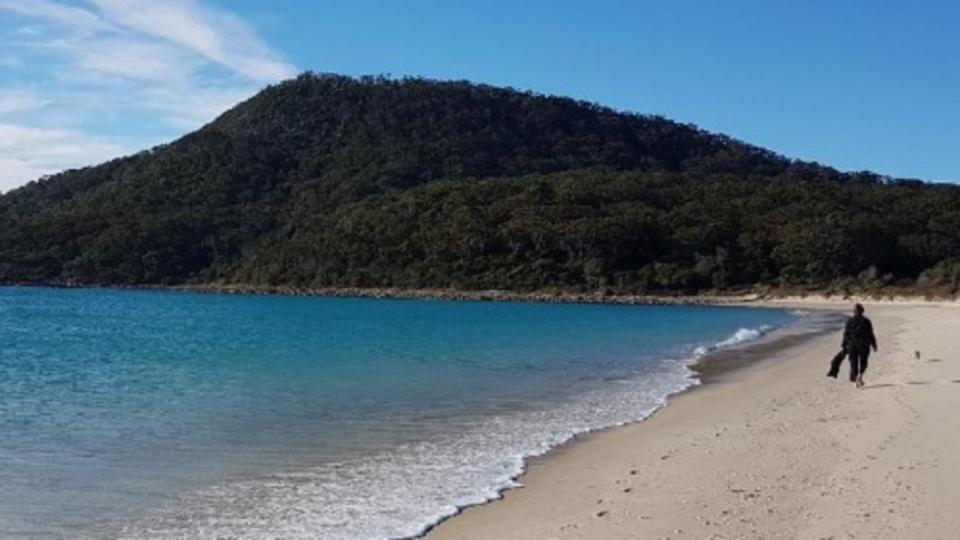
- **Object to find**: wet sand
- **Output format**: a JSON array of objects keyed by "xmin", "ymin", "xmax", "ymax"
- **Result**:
[{"xmin": 426, "ymin": 300, "xmax": 960, "ymax": 539}]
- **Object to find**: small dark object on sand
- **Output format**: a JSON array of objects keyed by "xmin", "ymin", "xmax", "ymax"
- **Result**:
[{"xmin": 827, "ymin": 348, "xmax": 847, "ymax": 378}]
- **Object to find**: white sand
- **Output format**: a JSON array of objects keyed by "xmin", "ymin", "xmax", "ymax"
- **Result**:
[{"xmin": 426, "ymin": 301, "xmax": 960, "ymax": 539}]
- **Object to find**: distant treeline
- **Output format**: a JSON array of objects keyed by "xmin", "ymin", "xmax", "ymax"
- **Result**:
[{"xmin": 1, "ymin": 73, "xmax": 958, "ymax": 295}]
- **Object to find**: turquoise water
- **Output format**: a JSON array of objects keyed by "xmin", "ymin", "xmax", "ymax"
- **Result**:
[{"xmin": 0, "ymin": 287, "xmax": 797, "ymax": 539}]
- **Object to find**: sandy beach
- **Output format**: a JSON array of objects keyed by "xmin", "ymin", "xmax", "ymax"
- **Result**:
[{"xmin": 426, "ymin": 300, "xmax": 960, "ymax": 539}]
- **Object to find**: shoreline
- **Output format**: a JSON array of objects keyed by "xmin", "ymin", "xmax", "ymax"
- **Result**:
[
  {"xmin": 2, "ymin": 285, "xmax": 826, "ymax": 539},
  {"xmin": 425, "ymin": 300, "xmax": 960, "ymax": 539},
  {"xmin": 412, "ymin": 305, "xmax": 844, "ymax": 539},
  {"xmin": 8, "ymin": 286, "xmax": 956, "ymax": 537},
  {"xmin": 0, "ymin": 281, "xmax": 758, "ymax": 305},
  {"xmin": 3, "ymin": 281, "xmax": 956, "ymax": 306},
  {"xmin": 690, "ymin": 308, "xmax": 845, "ymax": 384}
]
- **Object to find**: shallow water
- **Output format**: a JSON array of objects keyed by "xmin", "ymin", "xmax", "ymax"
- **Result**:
[{"xmin": 0, "ymin": 287, "xmax": 797, "ymax": 539}]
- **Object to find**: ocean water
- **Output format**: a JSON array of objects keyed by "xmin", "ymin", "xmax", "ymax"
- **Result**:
[{"xmin": 0, "ymin": 287, "xmax": 799, "ymax": 539}]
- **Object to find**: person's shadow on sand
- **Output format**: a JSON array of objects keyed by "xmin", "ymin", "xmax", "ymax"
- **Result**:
[
  {"xmin": 862, "ymin": 380, "xmax": 960, "ymax": 390},
  {"xmin": 861, "ymin": 383, "xmax": 897, "ymax": 390}
]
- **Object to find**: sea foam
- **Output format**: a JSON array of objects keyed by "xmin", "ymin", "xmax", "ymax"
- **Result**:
[
  {"xmin": 124, "ymin": 323, "xmax": 778, "ymax": 540},
  {"xmin": 692, "ymin": 324, "xmax": 774, "ymax": 357},
  {"xmin": 2, "ymin": 287, "xmax": 800, "ymax": 539}
]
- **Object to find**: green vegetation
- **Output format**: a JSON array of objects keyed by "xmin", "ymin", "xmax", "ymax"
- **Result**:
[{"xmin": 1, "ymin": 73, "xmax": 958, "ymax": 295}]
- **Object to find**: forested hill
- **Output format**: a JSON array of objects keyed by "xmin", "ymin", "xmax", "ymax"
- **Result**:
[{"xmin": 1, "ymin": 73, "xmax": 958, "ymax": 295}]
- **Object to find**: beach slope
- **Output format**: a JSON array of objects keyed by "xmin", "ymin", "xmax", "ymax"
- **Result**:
[{"xmin": 427, "ymin": 302, "xmax": 960, "ymax": 539}]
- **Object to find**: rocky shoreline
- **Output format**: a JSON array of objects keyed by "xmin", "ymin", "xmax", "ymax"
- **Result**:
[
  {"xmin": 4, "ymin": 281, "xmax": 954, "ymax": 305},
  {"xmin": 174, "ymin": 284, "xmax": 755, "ymax": 305}
]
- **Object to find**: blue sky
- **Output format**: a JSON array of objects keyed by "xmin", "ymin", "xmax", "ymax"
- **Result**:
[{"xmin": 1, "ymin": 1, "xmax": 958, "ymax": 191}]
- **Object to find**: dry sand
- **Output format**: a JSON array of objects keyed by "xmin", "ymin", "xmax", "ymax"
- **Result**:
[{"xmin": 426, "ymin": 301, "xmax": 960, "ymax": 539}]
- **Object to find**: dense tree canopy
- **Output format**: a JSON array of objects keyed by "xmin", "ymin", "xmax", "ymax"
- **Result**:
[{"xmin": 1, "ymin": 73, "xmax": 958, "ymax": 295}]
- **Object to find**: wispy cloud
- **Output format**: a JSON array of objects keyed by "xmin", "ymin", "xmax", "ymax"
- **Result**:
[
  {"xmin": 91, "ymin": 0, "xmax": 295, "ymax": 81},
  {"xmin": 71, "ymin": 36, "xmax": 204, "ymax": 83},
  {"xmin": 0, "ymin": 0, "xmax": 110, "ymax": 34},
  {"xmin": 0, "ymin": 123, "xmax": 127, "ymax": 192},
  {"xmin": 0, "ymin": 0, "xmax": 297, "ymax": 191},
  {"xmin": 0, "ymin": 90, "xmax": 48, "ymax": 113}
]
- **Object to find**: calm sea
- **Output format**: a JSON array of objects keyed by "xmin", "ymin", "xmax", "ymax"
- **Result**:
[{"xmin": 0, "ymin": 287, "xmax": 799, "ymax": 539}]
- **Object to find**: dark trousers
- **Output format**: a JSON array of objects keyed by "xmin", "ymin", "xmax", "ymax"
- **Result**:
[{"xmin": 848, "ymin": 348, "xmax": 870, "ymax": 381}]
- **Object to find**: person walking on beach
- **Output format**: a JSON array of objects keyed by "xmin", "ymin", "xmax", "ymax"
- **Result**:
[{"xmin": 841, "ymin": 304, "xmax": 878, "ymax": 388}]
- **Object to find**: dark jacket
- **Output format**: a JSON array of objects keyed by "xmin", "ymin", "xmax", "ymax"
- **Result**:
[{"xmin": 843, "ymin": 314, "xmax": 877, "ymax": 352}]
